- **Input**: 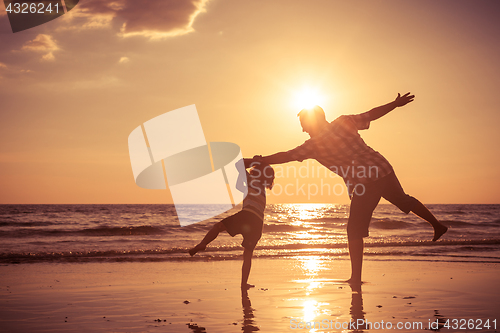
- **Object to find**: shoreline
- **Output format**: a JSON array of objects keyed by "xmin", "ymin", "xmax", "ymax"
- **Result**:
[{"xmin": 0, "ymin": 258, "xmax": 499, "ymax": 332}]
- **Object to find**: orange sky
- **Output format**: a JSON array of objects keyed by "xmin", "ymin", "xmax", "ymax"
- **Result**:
[{"xmin": 0, "ymin": 0, "xmax": 499, "ymax": 204}]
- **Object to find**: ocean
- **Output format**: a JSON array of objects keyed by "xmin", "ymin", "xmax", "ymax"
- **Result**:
[{"xmin": 0, "ymin": 204, "xmax": 499, "ymax": 264}]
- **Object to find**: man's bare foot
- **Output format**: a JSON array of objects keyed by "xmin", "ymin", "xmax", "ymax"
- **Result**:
[
  {"xmin": 241, "ymin": 283, "xmax": 255, "ymax": 290},
  {"xmin": 432, "ymin": 224, "xmax": 448, "ymax": 242},
  {"xmin": 345, "ymin": 278, "xmax": 363, "ymax": 285},
  {"xmin": 188, "ymin": 244, "xmax": 206, "ymax": 256}
]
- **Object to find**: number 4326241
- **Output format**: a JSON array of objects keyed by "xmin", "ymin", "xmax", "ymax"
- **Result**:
[
  {"xmin": 443, "ymin": 319, "xmax": 496, "ymax": 330},
  {"xmin": 5, "ymin": 2, "xmax": 60, "ymax": 14}
]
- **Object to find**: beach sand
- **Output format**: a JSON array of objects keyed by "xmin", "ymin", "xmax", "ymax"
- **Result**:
[{"xmin": 0, "ymin": 258, "xmax": 498, "ymax": 332}]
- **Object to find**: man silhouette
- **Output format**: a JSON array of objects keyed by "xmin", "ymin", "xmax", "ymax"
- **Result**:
[{"xmin": 254, "ymin": 93, "xmax": 447, "ymax": 284}]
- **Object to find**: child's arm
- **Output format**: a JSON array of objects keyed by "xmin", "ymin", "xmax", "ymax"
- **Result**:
[
  {"xmin": 361, "ymin": 92, "xmax": 415, "ymax": 121},
  {"xmin": 241, "ymin": 248, "xmax": 254, "ymax": 289}
]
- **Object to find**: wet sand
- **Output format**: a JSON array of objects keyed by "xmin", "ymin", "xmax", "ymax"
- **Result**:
[{"xmin": 0, "ymin": 258, "xmax": 498, "ymax": 332}]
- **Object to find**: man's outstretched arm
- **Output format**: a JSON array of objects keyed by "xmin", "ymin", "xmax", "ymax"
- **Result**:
[
  {"xmin": 363, "ymin": 92, "xmax": 415, "ymax": 121},
  {"xmin": 255, "ymin": 152, "xmax": 296, "ymax": 165}
]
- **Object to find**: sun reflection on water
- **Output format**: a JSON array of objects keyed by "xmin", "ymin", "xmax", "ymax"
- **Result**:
[
  {"xmin": 303, "ymin": 299, "xmax": 319, "ymax": 323},
  {"xmin": 277, "ymin": 203, "xmax": 336, "ymax": 223},
  {"xmin": 290, "ymin": 254, "xmax": 336, "ymax": 331},
  {"xmin": 302, "ymin": 299, "xmax": 331, "ymax": 331},
  {"xmin": 265, "ymin": 203, "xmax": 348, "ymax": 258},
  {"xmin": 296, "ymin": 204, "xmax": 325, "ymax": 221},
  {"xmin": 301, "ymin": 256, "xmax": 322, "ymax": 275}
]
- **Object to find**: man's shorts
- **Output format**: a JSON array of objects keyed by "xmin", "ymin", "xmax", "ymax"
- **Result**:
[
  {"xmin": 221, "ymin": 210, "xmax": 263, "ymax": 250},
  {"xmin": 347, "ymin": 171, "xmax": 419, "ymax": 240}
]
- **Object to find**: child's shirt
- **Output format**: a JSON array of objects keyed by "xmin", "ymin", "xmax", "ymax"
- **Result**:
[{"xmin": 242, "ymin": 171, "xmax": 266, "ymax": 220}]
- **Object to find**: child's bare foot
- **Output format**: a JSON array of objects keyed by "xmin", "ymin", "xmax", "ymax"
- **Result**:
[
  {"xmin": 432, "ymin": 224, "xmax": 448, "ymax": 242},
  {"xmin": 241, "ymin": 283, "xmax": 255, "ymax": 290},
  {"xmin": 188, "ymin": 244, "xmax": 206, "ymax": 256}
]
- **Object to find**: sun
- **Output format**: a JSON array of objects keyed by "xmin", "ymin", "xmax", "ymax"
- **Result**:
[{"xmin": 292, "ymin": 87, "xmax": 326, "ymax": 111}]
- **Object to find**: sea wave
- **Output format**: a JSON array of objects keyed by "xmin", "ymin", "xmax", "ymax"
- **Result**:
[
  {"xmin": 370, "ymin": 220, "xmax": 414, "ymax": 229},
  {"xmin": 0, "ymin": 220, "xmax": 56, "ymax": 227},
  {"xmin": 1, "ymin": 239, "xmax": 499, "ymax": 264},
  {"xmin": 1, "ymin": 204, "xmax": 498, "ymax": 265},
  {"xmin": 0, "ymin": 225, "xmax": 171, "ymax": 237}
]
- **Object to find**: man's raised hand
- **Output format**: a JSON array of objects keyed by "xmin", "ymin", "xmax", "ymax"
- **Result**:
[{"xmin": 394, "ymin": 92, "xmax": 415, "ymax": 107}]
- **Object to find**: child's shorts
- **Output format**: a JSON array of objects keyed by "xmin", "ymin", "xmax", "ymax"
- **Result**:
[{"xmin": 221, "ymin": 210, "xmax": 263, "ymax": 250}]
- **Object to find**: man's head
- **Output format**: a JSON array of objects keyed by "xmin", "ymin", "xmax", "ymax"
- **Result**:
[{"xmin": 297, "ymin": 105, "xmax": 328, "ymax": 137}]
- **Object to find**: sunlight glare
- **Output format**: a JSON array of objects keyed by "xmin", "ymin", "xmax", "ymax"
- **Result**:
[
  {"xmin": 303, "ymin": 300, "xmax": 319, "ymax": 323},
  {"xmin": 302, "ymin": 299, "xmax": 330, "ymax": 325},
  {"xmin": 292, "ymin": 87, "xmax": 326, "ymax": 110},
  {"xmin": 296, "ymin": 203, "xmax": 324, "ymax": 222},
  {"xmin": 300, "ymin": 256, "xmax": 324, "ymax": 276}
]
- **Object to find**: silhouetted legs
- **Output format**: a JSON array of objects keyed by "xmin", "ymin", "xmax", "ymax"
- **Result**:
[
  {"xmin": 410, "ymin": 201, "xmax": 448, "ymax": 241},
  {"xmin": 346, "ymin": 181, "xmax": 381, "ymax": 284},
  {"xmin": 381, "ymin": 173, "xmax": 448, "ymax": 241},
  {"xmin": 346, "ymin": 172, "xmax": 448, "ymax": 284},
  {"xmin": 241, "ymin": 248, "xmax": 254, "ymax": 289},
  {"xmin": 347, "ymin": 238, "xmax": 364, "ymax": 284},
  {"xmin": 189, "ymin": 221, "xmax": 226, "ymax": 256},
  {"xmin": 189, "ymin": 221, "xmax": 256, "ymax": 289}
]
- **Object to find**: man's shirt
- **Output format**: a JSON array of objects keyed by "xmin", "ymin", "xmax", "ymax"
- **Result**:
[{"xmin": 287, "ymin": 113, "xmax": 394, "ymax": 196}]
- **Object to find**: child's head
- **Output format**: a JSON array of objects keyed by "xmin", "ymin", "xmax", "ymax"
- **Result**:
[{"xmin": 249, "ymin": 162, "xmax": 275, "ymax": 190}]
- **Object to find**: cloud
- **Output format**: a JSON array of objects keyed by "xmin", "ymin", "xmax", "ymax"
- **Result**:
[
  {"xmin": 118, "ymin": 56, "xmax": 130, "ymax": 64},
  {"xmin": 21, "ymin": 34, "xmax": 58, "ymax": 52},
  {"xmin": 41, "ymin": 52, "xmax": 56, "ymax": 61},
  {"xmin": 0, "ymin": 63, "xmax": 33, "ymax": 81},
  {"xmin": 0, "ymin": 62, "xmax": 5, "ymax": 78},
  {"xmin": 63, "ymin": 0, "xmax": 210, "ymax": 39},
  {"xmin": 59, "ymin": 5, "xmax": 115, "ymax": 30},
  {"xmin": 21, "ymin": 34, "xmax": 59, "ymax": 61},
  {"xmin": 71, "ymin": 76, "xmax": 122, "ymax": 89}
]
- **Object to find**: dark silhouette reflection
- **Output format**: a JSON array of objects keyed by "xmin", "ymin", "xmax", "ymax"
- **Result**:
[
  {"xmin": 187, "ymin": 322, "xmax": 207, "ymax": 333},
  {"xmin": 241, "ymin": 289, "xmax": 259, "ymax": 332},
  {"xmin": 349, "ymin": 283, "xmax": 367, "ymax": 332}
]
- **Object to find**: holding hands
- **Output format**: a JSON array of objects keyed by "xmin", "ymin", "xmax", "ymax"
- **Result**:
[
  {"xmin": 243, "ymin": 155, "xmax": 264, "ymax": 169},
  {"xmin": 252, "ymin": 155, "xmax": 263, "ymax": 162}
]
